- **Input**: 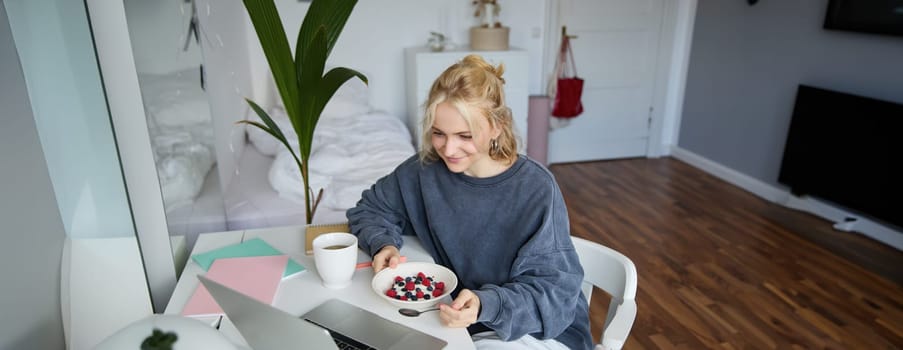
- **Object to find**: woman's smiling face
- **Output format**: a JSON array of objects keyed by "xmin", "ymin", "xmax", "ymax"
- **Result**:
[{"xmin": 430, "ymin": 101, "xmax": 498, "ymax": 177}]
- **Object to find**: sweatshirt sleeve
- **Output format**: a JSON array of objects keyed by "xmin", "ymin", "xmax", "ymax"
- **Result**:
[
  {"xmin": 346, "ymin": 166, "xmax": 410, "ymax": 257},
  {"xmin": 471, "ymin": 187, "xmax": 584, "ymax": 341}
]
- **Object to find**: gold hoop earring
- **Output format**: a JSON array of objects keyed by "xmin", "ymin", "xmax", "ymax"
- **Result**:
[{"xmin": 490, "ymin": 138, "xmax": 500, "ymax": 155}]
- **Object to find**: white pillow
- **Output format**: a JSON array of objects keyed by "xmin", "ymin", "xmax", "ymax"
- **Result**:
[
  {"xmin": 274, "ymin": 77, "xmax": 371, "ymax": 120},
  {"xmin": 268, "ymin": 150, "xmax": 332, "ymax": 205},
  {"xmin": 247, "ymin": 106, "xmax": 340, "ymax": 157},
  {"xmin": 249, "ymin": 78, "xmax": 371, "ymax": 157},
  {"xmin": 139, "ymin": 69, "xmax": 212, "ymax": 127}
]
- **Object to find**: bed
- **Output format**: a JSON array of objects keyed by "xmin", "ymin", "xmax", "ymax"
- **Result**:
[{"xmin": 225, "ymin": 78, "xmax": 416, "ymax": 228}]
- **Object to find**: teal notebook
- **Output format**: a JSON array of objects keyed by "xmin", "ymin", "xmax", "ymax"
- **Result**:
[{"xmin": 191, "ymin": 238, "xmax": 305, "ymax": 278}]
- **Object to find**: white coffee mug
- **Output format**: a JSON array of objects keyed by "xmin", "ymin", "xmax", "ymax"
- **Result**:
[{"xmin": 312, "ymin": 232, "xmax": 358, "ymax": 289}]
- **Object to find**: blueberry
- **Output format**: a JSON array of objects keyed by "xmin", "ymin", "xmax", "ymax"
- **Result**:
[
  {"xmin": 411, "ymin": 296, "xmax": 418, "ymax": 301},
  {"xmin": 394, "ymin": 295, "xmax": 401, "ymax": 300},
  {"xmin": 427, "ymin": 286, "xmax": 433, "ymax": 291},
  {"xmin": 424, "ymin": 295, "xmax": 431, "ymax": 300},
  {"xmin": 405, "ymin": 277, "xmax": 411, "ymax": 282},
  {"xmin": 415, "ymin": 287, "xmax": 421, "ymax": 292}
]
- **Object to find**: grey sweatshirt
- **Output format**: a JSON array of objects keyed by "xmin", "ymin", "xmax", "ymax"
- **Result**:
[{"xmin": 347, "ymin": 155, "xmax": 592, "ymax": 350}]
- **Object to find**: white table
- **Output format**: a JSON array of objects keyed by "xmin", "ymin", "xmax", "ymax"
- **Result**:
[{"xmin": 164, "ymin": 225, "xmax": 475, "ymax": 349}]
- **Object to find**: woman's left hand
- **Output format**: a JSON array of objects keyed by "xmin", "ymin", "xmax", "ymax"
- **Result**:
[{"xmin": 438, "ymin": 289, "xmax": 480, "ymax": 328}]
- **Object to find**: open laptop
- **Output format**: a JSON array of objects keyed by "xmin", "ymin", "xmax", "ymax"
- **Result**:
[{"xmin": 198, "ymin": 275, "xmax": 447, "ymax": 350}]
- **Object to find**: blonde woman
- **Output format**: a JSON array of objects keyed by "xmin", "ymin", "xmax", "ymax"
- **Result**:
[{"xmin": 348, "ymin": 55, "xmax": 591, "ymax": 349}]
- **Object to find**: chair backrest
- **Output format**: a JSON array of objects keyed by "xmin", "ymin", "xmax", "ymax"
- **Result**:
[
  {"xmin": 572, "ymin": 236, "xmax": 637, "ymax": 301},
  {"xmin": 571, "ymin": 236, "xmax": 638, "ymax": 350}
]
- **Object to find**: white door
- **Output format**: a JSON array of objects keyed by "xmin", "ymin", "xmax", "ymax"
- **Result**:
[{"xmin": 548, "ymin": 0, "xmax": 665, "ymax": 163}]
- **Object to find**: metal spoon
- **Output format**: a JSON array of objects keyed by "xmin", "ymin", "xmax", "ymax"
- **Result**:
[{"xmin": 398, "ymin": 307, "xmax": 439, "ymax": 317}]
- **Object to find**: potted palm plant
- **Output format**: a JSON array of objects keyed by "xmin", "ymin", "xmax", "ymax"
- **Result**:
[{"xmin": 239, "ymin": 0, "xmax": 366, "ymax": 224}]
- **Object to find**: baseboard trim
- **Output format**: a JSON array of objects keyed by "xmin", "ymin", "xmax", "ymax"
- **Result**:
[
  {"xmin": 670, "ymin": 146, "xmax": 902, "ymax": 251},
  {"xmin": 669, "ymin": 147, "xmax": 788, "ymax": 202}
]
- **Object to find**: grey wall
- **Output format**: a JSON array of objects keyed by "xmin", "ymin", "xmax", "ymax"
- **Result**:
[
  {"xmin": 0, "ymin": 3, "xmax": 66, "ymax": 350},
  {"xmin": 678, "ymin": 0, "xmax": 903, "ymax": 186}
]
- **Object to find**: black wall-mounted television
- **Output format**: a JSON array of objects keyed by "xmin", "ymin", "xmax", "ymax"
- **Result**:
[
  {"xmin": 824, "ymin": 0, "xmax": 903, "ymax": 37},
  {"xmin": 778, "ymin": 85, "xmax": 902, "ymax": 229}
]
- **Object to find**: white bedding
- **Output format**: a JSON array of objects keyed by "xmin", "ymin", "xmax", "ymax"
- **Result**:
[
  {"xmin": 268, "ymin": 110, "xmax": 415, "ymax": 211},
  {"xmin": 139, "ymin": 68, "xmax": 216, "ymax": 212},
  {"xmin": 223, "ymin": 145, "xmax": 348, "ymax": 230}
]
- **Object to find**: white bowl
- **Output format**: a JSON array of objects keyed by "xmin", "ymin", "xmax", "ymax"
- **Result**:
[{"xmin": 371, "ymin": 262, "xmax": 458, "ymax": 309}]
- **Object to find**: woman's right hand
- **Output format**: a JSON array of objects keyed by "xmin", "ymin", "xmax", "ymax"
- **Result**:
[{"xmin": 372, "ymin": 245, "xmax": 402, "ymax": 272}]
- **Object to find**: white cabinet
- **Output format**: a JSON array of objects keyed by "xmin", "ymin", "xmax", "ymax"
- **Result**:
[{"xmin": 404, "ymin": 47, "xmax": 529, "ymax": 152}]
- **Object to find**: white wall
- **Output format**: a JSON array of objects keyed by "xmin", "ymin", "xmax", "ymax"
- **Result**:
[
  {"xmin": 0, "ymin": 3, "xmax": 66, "ymax": 348},
  {"xmin": 244, "ymin": 0, "xmax": 551, "ymax": 120},
  {"xmin": 123, "ymin": 0, "xmax": 202, "ymax": 75}
]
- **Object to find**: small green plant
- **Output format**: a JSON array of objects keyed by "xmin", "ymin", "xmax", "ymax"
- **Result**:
[
  {"xmin": 140, "ymin": 328, "xmax": 177, "ymax": 350},
  {"xmin": 239, "ymin": 0, "xmax": 366, "ymax": 223}
]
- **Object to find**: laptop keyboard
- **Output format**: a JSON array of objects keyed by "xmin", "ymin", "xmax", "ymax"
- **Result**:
[
  {"xmin": 305, "ymin": 319, "xmax": 377, "ymax": 350},
  {"xmin": 331, "ymin": 331, "xmax": 376, "ymax": 350}
]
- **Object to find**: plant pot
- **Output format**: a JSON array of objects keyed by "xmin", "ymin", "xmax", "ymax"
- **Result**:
[
  {"xmin": 470, "ymin": 26, "xmax": 510, "ymax": 51},
  {"xmin": 304, "ymin": 222, "xmax": 351, "ymax": 255}
]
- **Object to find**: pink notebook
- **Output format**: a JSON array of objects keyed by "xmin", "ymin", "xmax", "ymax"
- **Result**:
[{"xmin": 182, "ymin": 255, "xmax": 289, "ymax": 317}]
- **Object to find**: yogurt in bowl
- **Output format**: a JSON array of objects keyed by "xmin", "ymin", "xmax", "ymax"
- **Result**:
[{"xmin": 371, "ymin": 262, "xmax": 458, "ymax": 309}]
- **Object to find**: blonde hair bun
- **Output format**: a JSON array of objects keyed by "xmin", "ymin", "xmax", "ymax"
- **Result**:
[{"xmin": 460, "ymin": 54, "xmax": 505, "ymax": 84}]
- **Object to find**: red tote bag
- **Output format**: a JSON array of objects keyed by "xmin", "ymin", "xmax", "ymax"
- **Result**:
[{"xmin": 551, "ymin": 36, "xmax": 584, "ymax": 118}]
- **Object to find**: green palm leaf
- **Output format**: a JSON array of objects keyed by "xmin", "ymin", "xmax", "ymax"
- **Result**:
[
  {"xmin": 297, "ymin": 27, "xmax": 328, "ymax": 159},
  {"xmin": 295, "ymin": 0, "xmax": 357, "ymax": 76},
  {"xmin": 241, "ymin": 98, "xmax": 288, "ymax": 145},
  {"xmin": 312, "ymin": 67, "xmax": 368, "ymax": 127},
  {"xmin": 241, "ymin": 0, "xmax": 299, "ymax": 120}
]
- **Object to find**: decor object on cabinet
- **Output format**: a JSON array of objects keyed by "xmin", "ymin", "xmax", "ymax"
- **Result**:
[
  {"xmin": 238, "ymin": 0, "xmax": 367, "ymax": 224},
  {"xmin": 428, "ymin": 31, "xmax": 450, "ymax": 52},
  {"xmin": 470, "ymin": 0, "xmax": 509, "ymax": 50},
  {"xmin": 472, "ymin": 0, "xmax": 501, "ymax": 27},
  {"xmin": 405, "ymin": 47, "xmax": 528, "ymax": 152}
]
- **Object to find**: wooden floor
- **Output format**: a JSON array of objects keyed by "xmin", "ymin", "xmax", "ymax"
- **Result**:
[{"xmin": 549, "ymin": 157, "xmax": 903, "ymax": 349}]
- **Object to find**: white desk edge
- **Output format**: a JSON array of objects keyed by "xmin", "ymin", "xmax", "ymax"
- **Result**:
[{"xmin": 164, "ymin": 225, "xmax": 475, "ymax": 349}]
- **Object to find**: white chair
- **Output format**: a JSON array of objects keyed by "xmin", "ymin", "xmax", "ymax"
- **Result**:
[{"xmin": 572, "ymin": 236, "xmax": 638, "ymax": 350}]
